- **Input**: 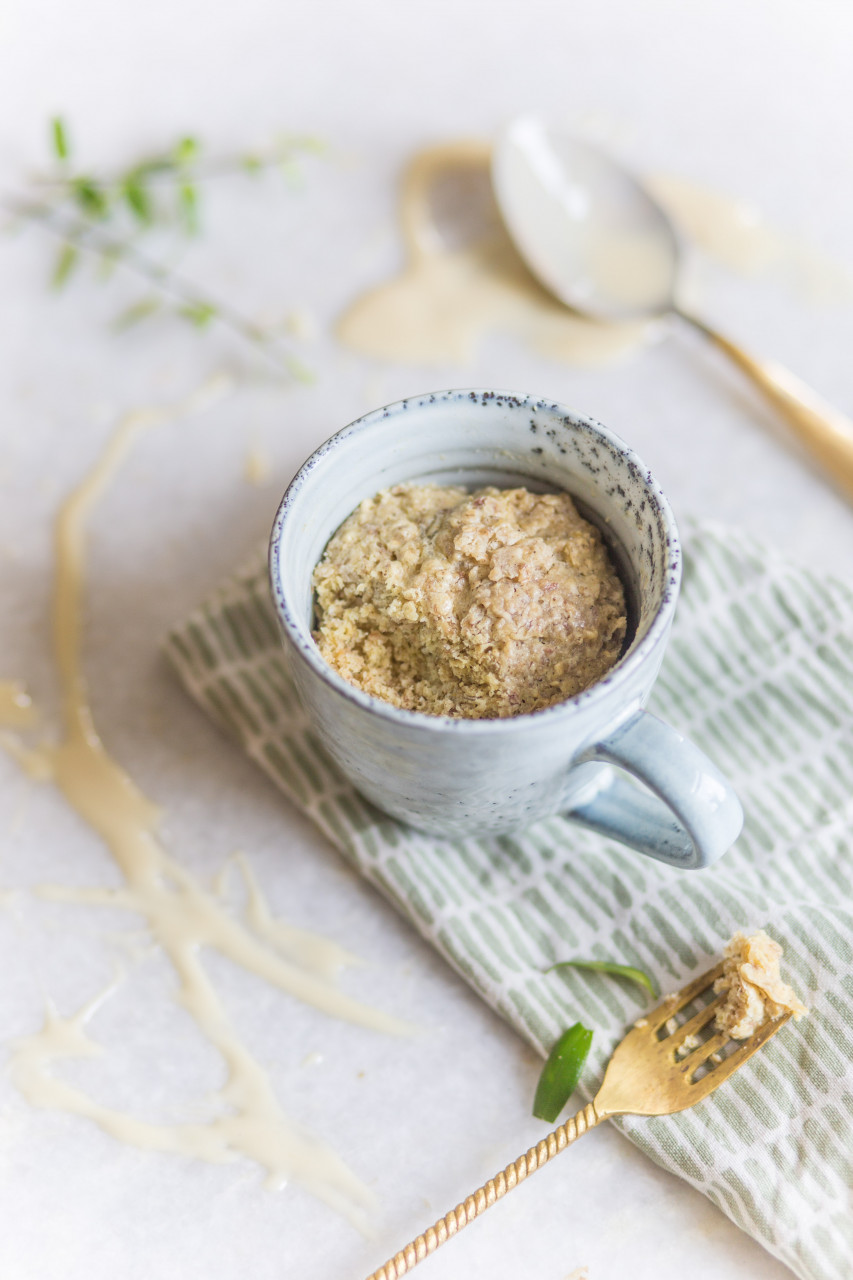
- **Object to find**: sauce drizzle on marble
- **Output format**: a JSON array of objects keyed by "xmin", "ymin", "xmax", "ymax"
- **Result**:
[
  {"xmin": 338, "ymin": 140, "xmax": 652, "ymax": 367},
  {"xmin": 339, "ymin": 140, "xmax": 850, "ymax": 367},
  {"xmin": 1, "ymin": 380, "xmax": 411, "ymax": 1230}
]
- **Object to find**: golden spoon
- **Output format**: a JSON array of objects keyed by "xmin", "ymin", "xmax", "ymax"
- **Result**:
[
  {"xmin": 492, "ymin": 116, "xmax": 853, "ymax": 500},
  {"xmin": 365, "ymin": 961, "xmax": 793, "ymax": 1279}
]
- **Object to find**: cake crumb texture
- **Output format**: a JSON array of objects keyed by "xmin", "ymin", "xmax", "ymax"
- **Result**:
[{"xmin": 312, "ymin": 483, "xmax": 627, "ymax": 719}]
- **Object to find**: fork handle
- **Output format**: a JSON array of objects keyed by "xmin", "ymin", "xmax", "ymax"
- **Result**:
[{"xmin": 364, "ymin": 1101, "xmax": 602, "ymax": 1280}]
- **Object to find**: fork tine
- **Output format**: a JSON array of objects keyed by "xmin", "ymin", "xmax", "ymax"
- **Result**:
[
  {"xmin": 678, "ymin": 1028, "xmax": 730, "ymax": 1072},
  {"xmin": 647, "ymin": 962, "xmax": 724, "ymax": 1030},
  {"xmin": 688, "ymin": 1012, "xmax": 793, "ymax": 1096},
  {"xmin": 665, "ymin": 993, "xmax": 725, "ymax": 1048}
]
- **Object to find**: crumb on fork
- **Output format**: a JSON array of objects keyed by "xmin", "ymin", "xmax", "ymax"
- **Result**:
[{"xmin": 713, "ymin": 929, "xmax": 807, "ymax": 1040}]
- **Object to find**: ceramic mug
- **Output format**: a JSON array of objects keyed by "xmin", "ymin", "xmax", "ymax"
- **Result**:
[{"xmin": 269, "ymin": 389, "xmax": 743, "ymax": 869}]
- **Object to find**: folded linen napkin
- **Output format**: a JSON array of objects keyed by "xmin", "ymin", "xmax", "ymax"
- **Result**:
[{"xmin": 166, "ymin": 524, "xmax": 853, "ymax": 1280}]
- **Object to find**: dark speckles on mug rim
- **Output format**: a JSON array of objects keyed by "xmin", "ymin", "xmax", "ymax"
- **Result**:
[{"xmin": 269, "ymin": 387, "xmax": 681, "ymax": 736}]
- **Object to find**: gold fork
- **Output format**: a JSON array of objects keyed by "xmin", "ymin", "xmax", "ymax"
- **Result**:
[{"xmin": 365, "ymin": 962, "xmax": 793, "ymax": 1280}]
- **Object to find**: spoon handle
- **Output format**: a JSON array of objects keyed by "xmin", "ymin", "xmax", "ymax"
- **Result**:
[{"xmin": 677, "ymin": 308, "xmax": 853, "ymax": 501}]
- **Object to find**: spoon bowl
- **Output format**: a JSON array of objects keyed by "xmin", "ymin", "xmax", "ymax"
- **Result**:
[
  {"xmin": 492, "ymin": 115, "xmax": 853, "ymax": 502},
  {"xmin": 492, "ymin": 119, "xmax": 679, "ymax": 320}
]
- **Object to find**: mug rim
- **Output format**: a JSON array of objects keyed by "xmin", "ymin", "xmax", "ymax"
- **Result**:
[{"xmin": 269, "ymin": 388, "xmax": 681, "ymax": 736}]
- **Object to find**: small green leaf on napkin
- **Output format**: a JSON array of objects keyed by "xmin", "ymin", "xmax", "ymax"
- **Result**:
[
  {"xmin": 532, "ymin": 1022, "xmax": 593, "ymax": 1123},
  {"xmin": 548, "ymin": 959, "xmax": 658, "ymax": 998}
]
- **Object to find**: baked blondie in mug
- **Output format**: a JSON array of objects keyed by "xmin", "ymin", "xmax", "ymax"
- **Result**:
[{"xmin": 269, "ymin": 390, "xmax": 743, "ymax": 869}]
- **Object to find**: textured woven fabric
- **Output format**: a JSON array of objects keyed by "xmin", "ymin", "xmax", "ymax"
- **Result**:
[{"xmin": 166, "ymin": 525, "xmax": 853, "ymax": 1280}]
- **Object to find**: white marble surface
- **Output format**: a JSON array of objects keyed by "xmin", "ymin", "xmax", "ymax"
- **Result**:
[{"xmin": 2, "ymin": 2, "xmax": 853, "ymax": 1277}]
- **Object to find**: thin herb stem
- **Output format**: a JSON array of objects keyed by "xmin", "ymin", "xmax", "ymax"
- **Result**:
[
  {"xmin": 2, "ymin": 193, "xmax": 310, "ymax": 380},
  {"xmin": 29, "ymin": 144, "xmax": 322, "ymax": 192}
]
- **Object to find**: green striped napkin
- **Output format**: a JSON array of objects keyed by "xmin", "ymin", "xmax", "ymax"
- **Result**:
[{"xmin": 166, "ymin": 524, "xmax": 853, "ymax": 1280}]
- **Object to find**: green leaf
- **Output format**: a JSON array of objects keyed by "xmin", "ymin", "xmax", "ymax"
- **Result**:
[
  {"xmin": 532, "ymin": 1022, "xmax": 593, "ymax": 1123},
  {"xmin": 131, "ymin": 157, "xmax": 175, "ymax": 178},
  {"xmin": 242, "ymin": 153, "xmax": 263, "ymax": 176},
  {"xmin": 290, "ymin": 133, "xmax": 327, "ymax": 155},
  {"xmin": 547, "ymin": 959, "xmax": 658, "ymax": 998},
  {"xmin": 285, "ymin": 353, "xmax": 315, "ymax": 383},
  {"xmin": 71, "ymin": 176, "xmax": 109, "ymax": 220},
  {"xmin": 275, "ymin": 132, "xmax": 326, "ymax": 158},
  {"xmin": 173, "ymin": 136, "xmax": 199, "ymax": 167},
  {"xmin": 123, "ymin": 177, "xmax": 153, "ymax": 224},
  {"xmin": 178, "ymin": 301, "xmax": 217, "ymax": 328},
  {"xmin": 178, "ymin": 183, "xmax": 199, "ymax": 234},
  {"xmin": 277, "ymin": 157, "xmax": 303, "ymax": 189},
  {"xmin": 113, "ymin": 296, "xmax": 162, "ymax": 330},
  {"xmin": 97, "ymin": 243, "xmax": 124, "ymax": 280},
  {"xmin": 51, "ymin": 242, "xmax": 78, "ymax": 289},
  {"xmin": 51, "ymin": 117, "xmax": 70, "ymax": 161}
]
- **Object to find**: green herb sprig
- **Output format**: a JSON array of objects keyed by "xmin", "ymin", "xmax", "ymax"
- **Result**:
[{"xmin": 2, "ymin": 116, "xmax": 325, "ymax": 378}]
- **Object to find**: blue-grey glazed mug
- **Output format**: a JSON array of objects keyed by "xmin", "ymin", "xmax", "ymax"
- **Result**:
[{"xmin": 269, "ymin": 389, "xmax": 743, "ymax": 869}]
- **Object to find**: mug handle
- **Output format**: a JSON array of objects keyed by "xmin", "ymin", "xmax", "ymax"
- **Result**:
[{"xmin": 565, "ymin": 711, "xmax": 743, "ymax": 869}]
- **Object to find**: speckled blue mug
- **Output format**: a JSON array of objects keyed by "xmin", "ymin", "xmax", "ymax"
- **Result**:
[{"xmin": 269, "ymin": 390, "xmax": 742, "ymax": 869}]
